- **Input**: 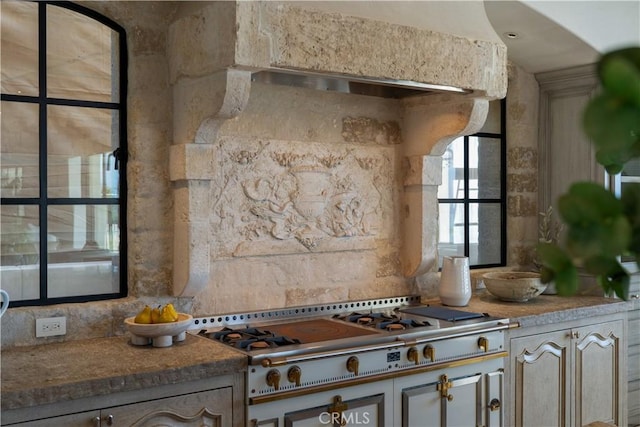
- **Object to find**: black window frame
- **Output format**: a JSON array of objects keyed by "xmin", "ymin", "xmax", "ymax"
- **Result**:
[
  {"xmin": 1, "ymin": 1, "xmax": 128, "ymax": 307},
  {"xmin": 437, "ymin": 98, "xmax": 507, "ymax": 269}
]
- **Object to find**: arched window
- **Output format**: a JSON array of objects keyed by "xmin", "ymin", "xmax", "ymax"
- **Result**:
[{"xmin": 1, "ymin": 1, "xmax": 127, "ymax": 306}]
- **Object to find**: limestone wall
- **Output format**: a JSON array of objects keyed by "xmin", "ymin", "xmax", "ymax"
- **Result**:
[
  {"xmin": 505, "ymin": 62, "xmax": 541, "ymax": 266},
  {"xmin": 0, "ymin": 2, "xmax": 538, "ymax": 349}
]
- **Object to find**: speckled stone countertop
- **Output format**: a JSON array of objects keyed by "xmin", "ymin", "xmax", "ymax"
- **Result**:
[
  {"xmin": 423, "ymin": 292, "xmax": 636, "ymax": 328},
  {"xmin": 0, "ymin": 333, "xmax": 246, "ymax": 411},
  {"xmin": 2, "ymin": 294, "xmax": 636, "ymax": 413}
]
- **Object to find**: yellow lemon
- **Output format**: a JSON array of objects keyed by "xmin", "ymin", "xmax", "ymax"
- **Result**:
[
  {"xmin": 134, "ymin": 305, "xmax": 152, "ymax": 324},
  {"xmin": 150, "ymin": 306, "xmax": 162, "ymax": 324}
]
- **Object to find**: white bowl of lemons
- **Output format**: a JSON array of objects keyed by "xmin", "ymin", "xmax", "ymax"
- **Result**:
[{"xmin": 124, "ymin": 304, "xmax": 193, "ymax": 347}]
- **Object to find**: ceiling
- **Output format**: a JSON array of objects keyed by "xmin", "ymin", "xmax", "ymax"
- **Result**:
[{"xmin": 484, "ymin": 0, "xmax": 640, "ymax": 74}]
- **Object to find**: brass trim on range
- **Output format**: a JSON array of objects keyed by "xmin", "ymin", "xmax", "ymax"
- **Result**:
[{"xmin": 249, "ymin": 351, "xmax": 508, "ymax": 405}]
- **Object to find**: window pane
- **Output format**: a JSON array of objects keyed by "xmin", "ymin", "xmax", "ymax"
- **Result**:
[
  {"xmin": 47, "ymin": 105, "xmax": 119, "ymax": 198},
  {"xmin": 471, "ymin": 203, "xmax": 502, "ymax": 265},
  {"xmin": 438, "ymin": 138, "xmax": 465, "ymax": 199},
  {"xmin": 46, "ymin": 5, "xmax": 120, "ymax": 102},
  {"xmin": 471, "ymin": 136, "xmax": 502, "ymax": 199},
  {"xmin": 479, "ymin": 100, "xmax": 501, "ymax": 134},
  {"xmin": 1, "ymin": 101, "xmax": 40, "ymax": 198},
  {"xmin": 1, "ymin": 205, "xmax": 41, "ymax": 302},
  {"xmin": 1, "ymin": 1, "xmax": 39, "ymax": 96},
  {"xmin": 438, "ymin": 203, "xmax": 465, "ymax": 267},
  {"xmin": 47, "ymin": 204, "xmax": 119, "ymax": 298},
  {"xmin": 622, "ymin": 157, "xmax": 640, "ymax": 176}
]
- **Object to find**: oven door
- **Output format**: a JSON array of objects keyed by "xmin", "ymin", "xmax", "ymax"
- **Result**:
[
  {"xmin": 249, "ymin": 380, "xmax": 393, "ymax": 427},
  {"xmin": 395, "ymin": 357, "xmax": 504, "ymax": 427}
]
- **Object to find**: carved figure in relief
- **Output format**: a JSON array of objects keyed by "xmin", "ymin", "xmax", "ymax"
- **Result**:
[
  {"xmin": 322, "ymin": 192, "xmax": 369, "ymax": 237},
  {"xmin": 241, "ymin": 162, "xmax": 370, "ymax": 249}
]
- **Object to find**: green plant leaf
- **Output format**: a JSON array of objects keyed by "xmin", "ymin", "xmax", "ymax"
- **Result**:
[
  {"xmin": 565, "ymin": 215, "xmax": 631, "ymax": 259},
  {"xmin": 558, "ymin": 182, "xmax": 622, "ymax": 224},
  {"xmin": 553, "ymin": 264, "xmax": 579, "ymax": 296},
  {"xmin": 585, "ymin": 256, "xmax": 630, "ymax": 300},
  {"xmin": 536, "ymin": 242, "xmax": 573, "ymax": 272},
  {"xmin": 583, "ymin": 95, "xmax": 640, "ymax": 173},
  {"xmin": 536, "ymin": 242, "xmax": 580, "ymax": 295},
  {"xmin": 598, "ymin": 47, "xmax": 640, "ymax": 107}
]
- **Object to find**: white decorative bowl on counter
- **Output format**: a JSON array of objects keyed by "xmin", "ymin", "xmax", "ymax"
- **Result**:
[
  {"xmin": 482, "ymin": 272, "xmax": 547, "ymax": 302},
  {"xmin": 124, "ymin": 313, "xmax": 193, "ymax": 347}
]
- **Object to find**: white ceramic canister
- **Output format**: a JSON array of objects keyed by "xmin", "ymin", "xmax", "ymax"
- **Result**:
[{"xmin": 438, "ymin": 256, "xmax": 472, "ymax": 306}]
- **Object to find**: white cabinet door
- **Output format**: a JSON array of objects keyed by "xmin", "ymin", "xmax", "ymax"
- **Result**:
[
  {"xmin": 509, "ymin": 319, "xmax": 626, "ymax": 427},
  {"xmin": 510, "ymin": 330, "xmax": 570, "ymax": 427},
  {"xmin": 573, "ymin": 320, "xmax": 624, "ymax": 427},
  {"xmin": 402, "ymin": 372, "xmax": 491, "ymax": 427},
  {"xmin": 282, "ymin": 394, "xmax": 385, "ymax": 426}
]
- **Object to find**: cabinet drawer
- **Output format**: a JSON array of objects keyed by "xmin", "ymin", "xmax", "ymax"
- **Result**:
[{"xmin": 105, "ymin": 387, "xmax": 232, "ymax": 426}]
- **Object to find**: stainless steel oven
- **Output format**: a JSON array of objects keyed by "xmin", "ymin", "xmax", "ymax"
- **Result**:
[{"xmin": 192, "ymin": 296, "xmax": 515, "ymax": 427}]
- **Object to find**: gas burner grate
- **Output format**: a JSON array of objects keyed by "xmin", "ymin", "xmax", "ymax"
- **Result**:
[
  {"xmin": 333, "ymin": 312, "xmax": 432, "ymax": 330},
  {"xmin": 204, "ymin": 327, "xmax": 301, "ymax": 350}
]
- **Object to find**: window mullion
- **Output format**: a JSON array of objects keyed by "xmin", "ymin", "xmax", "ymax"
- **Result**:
[
  {"xmin": 463, "ymin": 136, "xmax": 470, "ymax": 258},
  {"xmin": 38, "ymin": 2, "xmax": 48, "ymax": 302}
]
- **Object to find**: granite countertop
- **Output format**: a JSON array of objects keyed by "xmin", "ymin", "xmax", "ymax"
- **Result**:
[
  {"xmin": 0, "ymin": 333, "xmax": 246, "ymax": 411},
  {"xmin": 423, "ymin": 292, "xmax": 635, "ymax": 328},
  {"xmin": 2, "ymin": 294, "xmax": 636, "ymax": 413}
]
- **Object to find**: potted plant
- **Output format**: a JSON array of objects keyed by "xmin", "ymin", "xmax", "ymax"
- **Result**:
[{"xmin": 537, "ymin": 46, "xmax": 640, "ymax": 300}]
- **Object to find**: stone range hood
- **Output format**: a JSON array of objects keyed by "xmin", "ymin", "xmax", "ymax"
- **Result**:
[{"xmin": 168, "ymin": 1, "xmax": 507, "ymax": 297}]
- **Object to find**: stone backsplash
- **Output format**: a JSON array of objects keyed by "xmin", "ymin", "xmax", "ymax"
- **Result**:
[{"xmin": 0, "ymin": 2, "xmax": 543, "ymax": 349}]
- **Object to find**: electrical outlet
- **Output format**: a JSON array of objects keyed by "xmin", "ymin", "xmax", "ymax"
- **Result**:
[{"xmin": 36, "ymin": 316, "xmax": 67, "ymax": 337}]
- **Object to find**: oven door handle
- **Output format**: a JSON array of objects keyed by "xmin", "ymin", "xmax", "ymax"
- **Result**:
[
  {"xmin": 256, "ymin": 340, "xmax": 407, "ymax": 367},
  {"xmin": 403, "ymin": 321, "xmax": 518, "ymax": 347}
]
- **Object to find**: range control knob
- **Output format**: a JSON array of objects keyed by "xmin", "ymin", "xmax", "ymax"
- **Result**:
[
  {"xmin": 346, "ymin": 356, "xmax": 359, "ymax": 376},
  {"xmin": 423, "ymin": 345, "xmax": 435, "ymax": 361},
  {"xmin": 407, "ymin": 346, "xmax": 419, "ymax": 365},
  {"xmin": 287, "ymin": 365, "xmax": 302, "ymax": 386},
  {"xmin": 478, "ymin": 336, "xmax": 489, "ymax": 352},
  {"xmin": 266, "ymin": 369, "xmax": 281, "ymax": 390}
]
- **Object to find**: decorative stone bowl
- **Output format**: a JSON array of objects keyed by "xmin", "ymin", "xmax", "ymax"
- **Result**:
[
  {"xmin": 124, "ymin": 313, "xmax": 193, "ymax": 347},
  {"xmin": 482, "ymin": 272, "xmax": 547, "ymax": 302}
]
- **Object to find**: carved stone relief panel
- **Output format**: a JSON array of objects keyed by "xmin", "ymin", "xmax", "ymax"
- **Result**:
[{"xmin": 209, "ymin": 136, "xmax": 400, "ymax": 260}]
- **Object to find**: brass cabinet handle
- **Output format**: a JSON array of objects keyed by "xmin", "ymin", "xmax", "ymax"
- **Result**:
[
  {"xmin": 328, "ymin": 395, "xmax": 348, "ymax": 426},
  {"xmin": 437, "ymin": 374, "xmax": 454, "ymax": 402},
  {"xmin": 489, "ymin": 398, "xmax": 501, "ymax": 411}
]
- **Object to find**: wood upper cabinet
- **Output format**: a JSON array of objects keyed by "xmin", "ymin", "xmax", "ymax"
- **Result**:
[
  {"xmin": 506, "ymin": 316, "xmax": 627, "ymax": 427},
  {"xmin": 537, "ymin": 64, "xmax": 600, "ymax": 215}
]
